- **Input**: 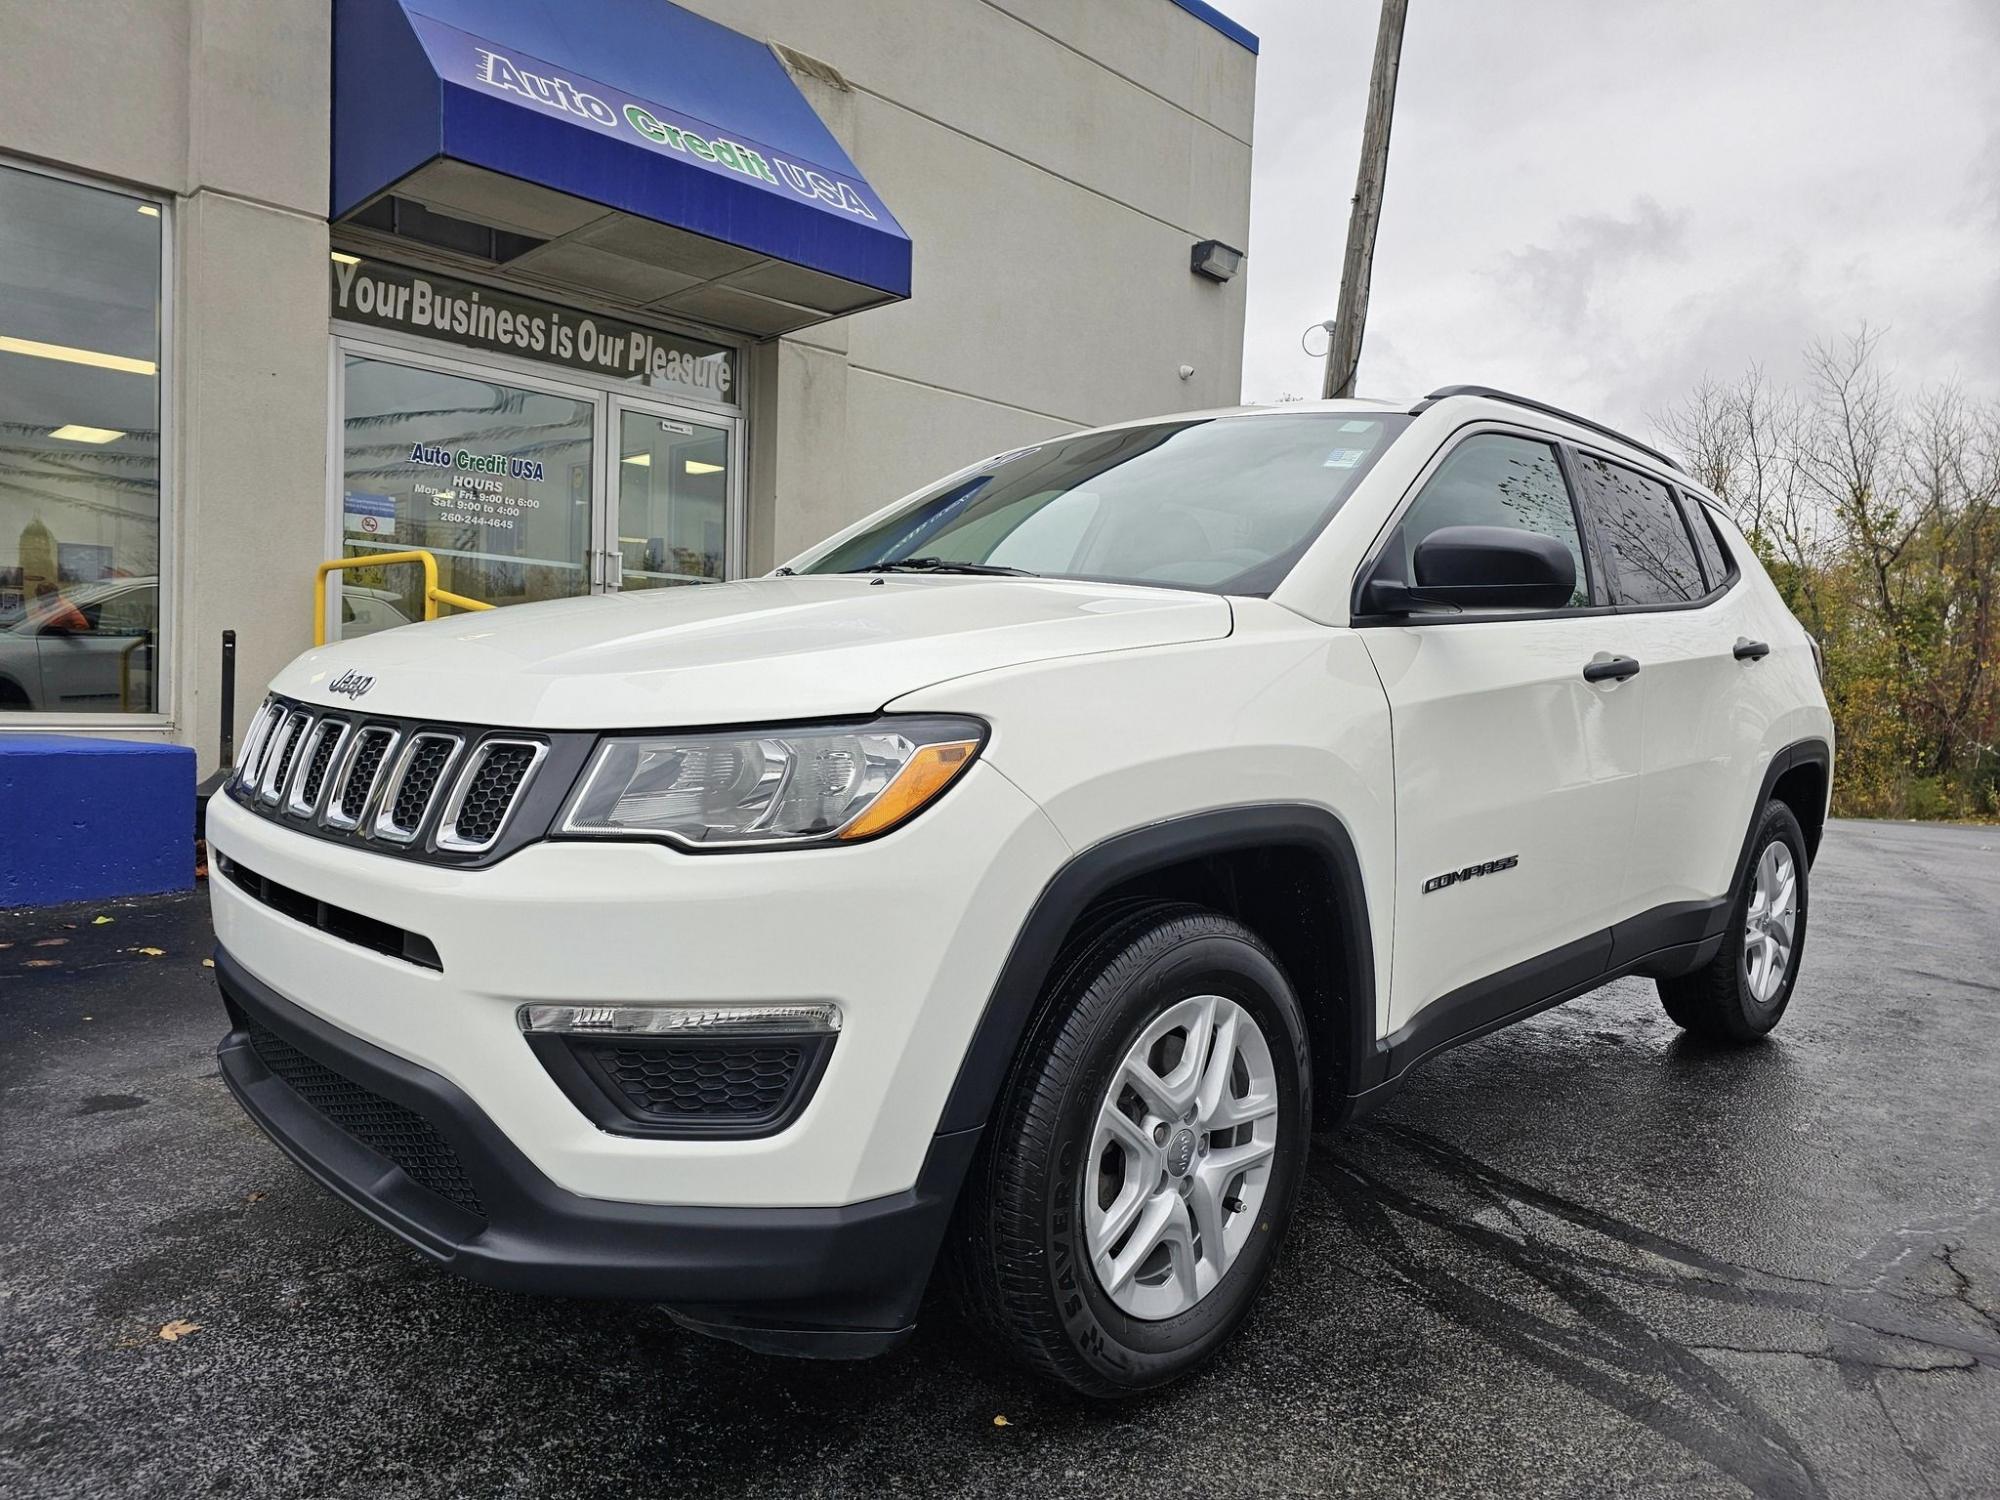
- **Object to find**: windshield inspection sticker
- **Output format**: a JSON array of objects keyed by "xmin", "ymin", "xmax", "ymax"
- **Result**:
[
  {"xmin": 1322, "ymin": 448, "xmax": 1368, "ymax": 468},
  {"xmin": 1338, "ymin": 419, "xmax": 1376, "ymax": 433},
  {"xmin": 982, "ymin": 445, "xmax": 1040, "ymax": 469}
]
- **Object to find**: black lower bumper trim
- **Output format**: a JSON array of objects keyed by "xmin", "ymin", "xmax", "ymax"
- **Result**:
[{"xmin": 213, "ymin": 948, "xmax": 978, "ymax": 1355}]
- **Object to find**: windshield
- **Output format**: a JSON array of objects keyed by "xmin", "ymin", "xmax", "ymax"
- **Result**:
[{"xmin": 793, "ymin": 412, "xmax": 1412, "ymax": 594}]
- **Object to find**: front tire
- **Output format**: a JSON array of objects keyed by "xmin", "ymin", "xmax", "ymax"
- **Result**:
[
  {"xmin": 1657, "ymin": 799, "xmax": 1810, "ymax": 1042},
  {"xmin": 949, "ymin": 903, "xmax": 1311, "ymax": 1397}
]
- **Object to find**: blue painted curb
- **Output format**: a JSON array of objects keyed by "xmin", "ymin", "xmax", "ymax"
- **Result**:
[{"xmin": 0, "ymin": 737, "xmax": 196, "ymax": 908}]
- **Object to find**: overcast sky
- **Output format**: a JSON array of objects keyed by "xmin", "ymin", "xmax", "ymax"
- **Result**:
[{"xmin": 1216, "ymin": 0, "xmax": 2000, "ymax": 440}]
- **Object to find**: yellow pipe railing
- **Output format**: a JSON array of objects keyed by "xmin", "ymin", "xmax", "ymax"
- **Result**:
[
  {"xmin": 118, "ymin": 635, "xmax": 152, "ymax": 711},
  {"xmin": 314, "ymin": 548, "xmax": 492, "ymax": 646}
]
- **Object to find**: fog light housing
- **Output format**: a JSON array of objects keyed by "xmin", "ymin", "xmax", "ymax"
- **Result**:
[{"xmin": 520, "ymin": 1003, "xmax": 839, "ymax": 1138}]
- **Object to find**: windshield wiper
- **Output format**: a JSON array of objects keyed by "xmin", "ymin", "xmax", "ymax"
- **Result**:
[{"xmin": 845, "ymin": 556, "xmax": 1038, "ymax": 577}]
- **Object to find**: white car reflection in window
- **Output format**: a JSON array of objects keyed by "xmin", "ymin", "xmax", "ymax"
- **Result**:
[{"xmin": 0, "ymin": 576, "xmax": 159, "ymax": 713}]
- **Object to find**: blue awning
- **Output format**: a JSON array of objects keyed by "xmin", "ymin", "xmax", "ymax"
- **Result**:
[{"xmin": 333, "ymin": 0, "xmax": 912, "ymax": 335}]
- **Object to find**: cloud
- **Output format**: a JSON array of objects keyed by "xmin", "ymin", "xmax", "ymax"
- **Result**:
[
  {"xmin": 1220, "ymin": 0, "xmax": 2000, "ymax": 432},
  {"xmin": 1497, "ymin": 199, "xmax": 1688, "ymax": 331}
]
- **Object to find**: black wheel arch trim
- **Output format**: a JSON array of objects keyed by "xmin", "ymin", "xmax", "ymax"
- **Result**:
[
  {"xmin": 932, "ymin": 804, "xmax": 1378, "ymax": 1137},
  {"xmin": 1745, "ymin": 736, "xmax": 1831, "ymax": 872}
]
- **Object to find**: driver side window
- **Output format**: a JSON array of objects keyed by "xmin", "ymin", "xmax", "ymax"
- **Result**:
[{"xmin": 1389, "ymin": 435, "xmax": 1589, "ymax": 609}]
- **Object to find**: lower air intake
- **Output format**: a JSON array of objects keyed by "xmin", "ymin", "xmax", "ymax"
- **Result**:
[{"xmin": 245, "ymin": 1017, "xmax": 484, "ymax": 1219}]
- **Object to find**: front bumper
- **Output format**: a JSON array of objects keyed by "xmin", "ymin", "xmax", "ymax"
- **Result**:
[
  {"xmin": 216, "ymin": 948, "xmax": 977, "ymax": 1354},
  {"xmin": 205, "ymin": 763, "xmax": 1063, "ymax": 1208}
]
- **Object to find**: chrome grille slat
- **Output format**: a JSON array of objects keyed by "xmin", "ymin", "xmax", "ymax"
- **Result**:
[
  {"xmin": 233, "ymin": 700, "xmax": 280, "ymax": 791},
  {"xmin": 323, "ymin": 726, "xmax": 399, "ymax": 831},
  {"xmin": 435, "ymin": 740, "xmax": 548, "ymax": 854},
  {"xmin": 371, "ymin": 732, "xmax": 462, "ymax": 844},
  {"xmin": 257, "ymin": 710, "xmax": 311, "ymax": 805},
  {"xmin": 287, "ymin": 717, "xmax": 350, "ymax": 818}
]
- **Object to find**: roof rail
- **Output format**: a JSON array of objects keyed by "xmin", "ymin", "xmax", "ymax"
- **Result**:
[{"xmin": 1411, "ymin": 384, "xmax": 1685, "ymax": 474}]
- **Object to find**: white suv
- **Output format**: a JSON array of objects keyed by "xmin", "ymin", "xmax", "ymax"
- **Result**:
[{"xmin": 209, "ymin": 387, "xmax": 1833, "ymax": 1395}]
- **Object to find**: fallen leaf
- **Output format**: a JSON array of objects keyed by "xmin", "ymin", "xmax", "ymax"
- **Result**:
[
  {"xmin": 32, "ymin": 937, "xmax": 67, "ymax": 947},
  {"xmin": 157, "ymin": 1319, "xmax": 200, "ymax": 1342},
  {"xmin": 82, "ymin": 1016, "xmax": 93, "ymax": 1021},
  {"xmin": 92, "ymin": 915, "xmax": 114, "ymax": 926},
  {"xmin": 135, "ymin": 947, "xmax": 166, "ymax": 958},
  {"xmin": 245, "ymin": 1191, "xmax": 266, "ymax": 1203},
  {"xmin": 992, "ymin": 1415, "xmax": 1010, "ymax": 1428},
  {"xmin": 0, "ymin": 940, "xmax": 12, "ymax": 950},
  {"xmin": 201, "ymin": 958, "xmax": 216, "ymax": 969},
  {"xmin": 25, "ymin": 959, "xmax": 60, "ymax": 969}
]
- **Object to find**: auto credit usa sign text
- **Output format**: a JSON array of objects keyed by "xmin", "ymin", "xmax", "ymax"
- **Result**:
[{"xmin": 407, "ymin": 14, "xmax": 893, "ymax": 226}]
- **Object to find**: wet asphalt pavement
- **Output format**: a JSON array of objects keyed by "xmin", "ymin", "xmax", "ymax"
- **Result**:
[{"xmin": 2, "ymin": 818, "xmax": 1997, "ymax": 1499}]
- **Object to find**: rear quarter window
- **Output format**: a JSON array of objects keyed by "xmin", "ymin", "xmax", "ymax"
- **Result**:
[{"xmin": 1683, "ymin": 498, "xmax": 1733, "ymax": 590}]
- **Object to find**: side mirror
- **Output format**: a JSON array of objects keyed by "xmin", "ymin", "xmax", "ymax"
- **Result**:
[{"xmin": 1360, "ymin": 525, "xmax": 1576, "ymax": 615}]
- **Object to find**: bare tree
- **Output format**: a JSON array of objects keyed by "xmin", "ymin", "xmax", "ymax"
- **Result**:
[{"xmin": 1657, "ymin": 327, "xmax": 2000, "ymax": 814}]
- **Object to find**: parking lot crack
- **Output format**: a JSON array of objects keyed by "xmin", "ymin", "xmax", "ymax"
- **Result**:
[
  {"xmin": 1867, "ymin": 1379, "xmax": 1944, "ymax": 1500},
  {"xmin": 1937, "ymin": 1245, "xmax": 2000, "ymax": 1338}
]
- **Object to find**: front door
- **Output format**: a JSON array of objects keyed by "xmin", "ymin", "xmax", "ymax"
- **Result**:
[
  {"xmin": 608, "ymin": 399, "xmax": 738, "ymax": 592},
  {"xmin": 1358, "ymin": 430, "xmax": 1646, "ymax": 1038}
]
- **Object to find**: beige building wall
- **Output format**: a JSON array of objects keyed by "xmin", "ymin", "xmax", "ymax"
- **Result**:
[
  {"xmin": 2, "ymin": 0, "xmax": 1254, "ymax": 766},
  {"xmin": 3, "ymin": 0, "xmax": 333, "ymax": 771},
  {"xmin": 680, "ymin": 0, "xmax": 1257, "ymax": 565}
]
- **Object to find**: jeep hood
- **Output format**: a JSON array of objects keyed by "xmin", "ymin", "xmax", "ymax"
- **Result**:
[{"xmin": 272, "ymin": 575, "xmax": 1232, "ymax": 728}]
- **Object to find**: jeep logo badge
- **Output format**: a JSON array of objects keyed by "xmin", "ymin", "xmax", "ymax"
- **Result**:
[{"xmin": 328, "ymin": 669, "xmax": 375, "ymax": 700}]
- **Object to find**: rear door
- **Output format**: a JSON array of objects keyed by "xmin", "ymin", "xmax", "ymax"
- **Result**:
[
  {"xmin": 1571, "ymin": 457, "xmax": 1771, "ymax": 921},
  {"xmin": 1358, "ymin": 430, "xmax": 1646, "ymax": 1038}
]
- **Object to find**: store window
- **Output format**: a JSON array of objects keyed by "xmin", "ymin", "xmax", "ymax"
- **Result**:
[
  {"xmin": 0, "ymin": 163, "xmax": 165, "ymax": 714},
  {"xmin": 340, "ymin": 355, "xmax": 594, "ymax": 634}
]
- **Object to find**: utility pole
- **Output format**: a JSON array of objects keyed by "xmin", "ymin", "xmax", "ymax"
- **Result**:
[{"xmin": 1321, "ymin": 0, "xmax": 1409, "ymax": 400}]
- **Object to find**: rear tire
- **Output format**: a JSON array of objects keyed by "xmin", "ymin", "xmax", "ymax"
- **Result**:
[
  {"xmin": 948, "ymin": 902, "xmax": 1311, "ymax": 1397},
  {"xmin": 1657, "ymin": 799, "xmax": 1809, "ymax": 1042}
]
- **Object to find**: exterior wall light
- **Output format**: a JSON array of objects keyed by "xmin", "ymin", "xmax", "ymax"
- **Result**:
[{"xmin": 1190, "ymin": 240, "xmax": 1244, "ymax": 282}]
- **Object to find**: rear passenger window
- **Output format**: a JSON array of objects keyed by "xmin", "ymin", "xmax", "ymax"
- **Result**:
[
  {"xmin": 1575, "ymin": 456, "xmax": 1703, "ymax": 605},
  {"xmin": 1388, "ymin": 435, "xmax": 1588, "ymax": 609},
  {"xmin": 1683, "ymin": 498, "xmax": 1732, "ymax": 589}
]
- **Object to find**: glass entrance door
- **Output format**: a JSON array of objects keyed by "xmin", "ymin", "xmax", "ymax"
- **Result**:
[
  {"xmin": 331, "ymin": 338, "xmax": 742, "ymax": 640},
  {"xmin": 611, "ymin": 400, "xmax": 736, "ymax": 591},
  {"xmin": 339, "ymin": 352, "xmax": 595, "ymax": 636}
]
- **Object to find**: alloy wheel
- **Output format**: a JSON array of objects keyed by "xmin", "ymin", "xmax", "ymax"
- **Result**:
[
  {"xmin": 1742, "ymin": 839, "xmax": 1798, "ymax": 1004},
  {"xmin": 1084, "ymin": 994, "xmax": 1280, "ymax": 1320}
]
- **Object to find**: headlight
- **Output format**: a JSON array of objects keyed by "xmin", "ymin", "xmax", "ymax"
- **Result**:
[{"xmin": 558, "ymin": 715, "xmax": 985, "ymax": 849}]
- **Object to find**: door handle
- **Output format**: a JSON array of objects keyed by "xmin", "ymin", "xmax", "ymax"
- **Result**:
[
  {"xmin": 1733, "ymin": 638, "xmax": 1771, "ymax": 661},
  {"xmin": 1582, "ymin": 655, "xmax": 1641, "ymax": 682}
]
